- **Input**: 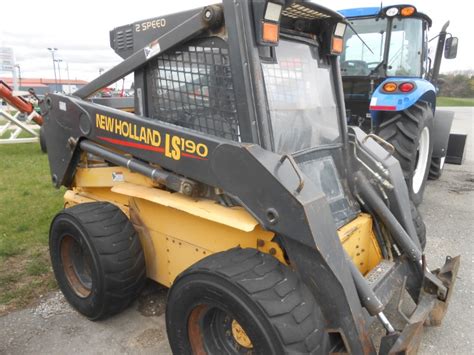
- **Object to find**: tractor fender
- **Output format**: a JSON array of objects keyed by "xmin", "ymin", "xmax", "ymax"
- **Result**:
[
  {"xmin": 369, "ymin": 78, "xmax": 436, "ymax": 123},
  {"xmin": 431, "ymin": 109, "xmax": 455, "ymax": 158}
]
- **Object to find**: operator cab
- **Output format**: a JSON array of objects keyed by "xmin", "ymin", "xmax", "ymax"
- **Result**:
[{"xmin": 110, "ymin": 1, "xmax": 360, "ymax": 227}]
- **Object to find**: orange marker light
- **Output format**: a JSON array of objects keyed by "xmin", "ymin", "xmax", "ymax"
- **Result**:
[
  {"xmin": 332, "ymin": 37, "xmax": 344, "ymax": 55},
  {"xmin": 383, "ymin": 82, "xmax": 398, "ymax": 92},
  {"xmin": 401, "ymin": 6, "xmax": 416, "ymax": 16},
  {"xmin": 262, "ymin": 22, "xmax": 279, "ymax": 43}
]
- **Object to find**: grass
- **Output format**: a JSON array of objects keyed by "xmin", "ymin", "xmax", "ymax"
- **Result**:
[
  {"xmin": 437, "ymin": 97, "xmax": 474, "ymax": 107},
  {"xmin": 0, "ymin": 143, "xmax": 64, "ymax": 314}
]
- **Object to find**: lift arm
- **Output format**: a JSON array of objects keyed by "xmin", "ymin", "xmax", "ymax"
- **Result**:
[{"xmin": 74, "ymin": 5, "xmax": 223, "ymax": 99}]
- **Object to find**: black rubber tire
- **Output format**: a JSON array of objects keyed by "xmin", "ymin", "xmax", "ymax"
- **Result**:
[
  {"xmin": 376, "ymin": 101, "xmax": 434, "ymax": 205},
  {"xmin": 39, "ymin": 126, "xmax": 47, "ymax": 153},
  {"xmin": 49, "ymin": 202, "xmax": 146, "ymax": 320},
  {"xmin": 166, "ymin": 248, "xmax": 328, "ymax": 354},
  {"xmin": 410, "ymin": 200, "xmax": 426, "ymax": 250},
  {"xmin": 428, "ymin": 157, "xmax": 444, "ymax": 180}
]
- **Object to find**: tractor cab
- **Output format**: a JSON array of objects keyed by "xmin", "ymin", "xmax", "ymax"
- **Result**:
[
  {"xmin": 339, "ymin": 5, "xmax": 433, "ymax": 125},
  {"xmin": 338, "ymin": 4, "xmax": 459, "ymax": 204}
]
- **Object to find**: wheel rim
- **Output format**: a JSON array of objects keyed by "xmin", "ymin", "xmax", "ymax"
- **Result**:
[
  {"xmin": 413, "ymin": 126, "xmax": 430, "ymax": 194},
  {"xmin": 60, "ymin": 235, "xmax": 93, "ymax": 298},
  {"xmin": 188, "ymin": 305, "xmax": 254, "ymax": 354}
]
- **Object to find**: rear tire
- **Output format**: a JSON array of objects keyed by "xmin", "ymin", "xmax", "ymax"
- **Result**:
[
  {"xmin": 377, "ymin": 101, "xmax": 434, "ymax": 205},
  {"xmin": 49, "ymin": 202, "xmax": 146, "ymax": 320},
  {"xmin": 428, "ymin": 156, "xmax": 445, "ymax": 180},
  {"xmin": 166, "ymin": 248, "xmax": 328, "ymax": 354}
]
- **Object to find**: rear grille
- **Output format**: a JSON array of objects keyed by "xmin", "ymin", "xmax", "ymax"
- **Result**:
[
  {"xmin": 148, "ymin": 38, "xmax": 240, "ymax": 141},
  {"xmin": 115, "ymin": 28, "xmax": 134, "ymax": 51}
]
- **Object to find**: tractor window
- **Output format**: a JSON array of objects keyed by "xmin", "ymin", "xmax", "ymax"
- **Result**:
[
  {"xmin": 261, "ymin": 40, "xmax": 340, "ymax": 154},
  {"xmin": 342, "ymin": 18, "xmax": 388, "ymax": 76},
  {"xmin": 387, "ymin": 18, "xmax": 423, "ymax": 77},
  {"xmin": 342, "ymin": 17, "xmax": 424, "ymax": 77}
]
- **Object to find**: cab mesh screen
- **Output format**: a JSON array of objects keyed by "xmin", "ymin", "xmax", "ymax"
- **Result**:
[{"xmin": 148, "ymin": 38, "xmax": 240, "ymax": 141}]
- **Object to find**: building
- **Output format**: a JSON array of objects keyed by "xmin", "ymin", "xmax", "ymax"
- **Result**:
[{"xmin": 0, "ymin": 77, "xmax": 88, "ymax": 96}]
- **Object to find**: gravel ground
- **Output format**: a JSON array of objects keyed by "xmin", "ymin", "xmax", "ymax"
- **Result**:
[{"xmin": 0, "ymin": 107, "xmax": 472, "ymax": 354}]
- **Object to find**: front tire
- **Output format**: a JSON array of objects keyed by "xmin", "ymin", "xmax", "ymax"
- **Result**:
[
  {"xmin": 377, "ymin": 101, "xmax": 434, "ymax": 205},
  {"xmin": 49, "ymin": 202, "xmax": 146, "ymax": 320},
  {"xmin": 166, "ymin": 248, "xmax": 328, "ymax": 354},
  {"xmin": 39, "ymin": 126, "xmax": 47, "ymax": 153}
]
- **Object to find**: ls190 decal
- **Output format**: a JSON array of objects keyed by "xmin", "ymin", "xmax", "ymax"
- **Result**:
[{"xmin": 95, "ymin": 113, "xmax": 208, "ymax": 161}]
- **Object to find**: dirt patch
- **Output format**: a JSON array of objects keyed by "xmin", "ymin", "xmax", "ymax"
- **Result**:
[
  {"xmin": 133, "ymin": 328, "xmax": 166, "ymax": 348},
  {"xmin": 137, "ymin": 281, "xmax": 168, "ymax": 317},
  {"xmin": 32, "ymin": 291, "xmax": 72, "ymax": 319},
  {"xmin": 439, "ymin": 171, "xmax": 474, "ymax": 194}
]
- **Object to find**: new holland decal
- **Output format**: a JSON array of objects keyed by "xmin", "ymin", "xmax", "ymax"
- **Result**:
[{"xmin": 95, "ymin": 113, "xmax": 208, "ymax": 161}]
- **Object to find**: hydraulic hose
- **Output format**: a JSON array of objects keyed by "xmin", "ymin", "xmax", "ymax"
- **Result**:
[{"xmin": 354, "ymin": 171, "xmax": 422, "ymax": 266}]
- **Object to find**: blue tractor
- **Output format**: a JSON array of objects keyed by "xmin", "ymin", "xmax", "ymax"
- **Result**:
[{"xmin": 339, "ymin": 5, "xmax": 458, "ymax": 205}]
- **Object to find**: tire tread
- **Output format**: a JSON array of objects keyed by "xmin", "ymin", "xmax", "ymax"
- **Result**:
[
  {"xmin": 186, "ymin": 248, "xmax": 325, "ymax": 353},
  {"xmin": 376, "ymin": 101, "xmax": 434, "ymax": 204},
  {"xmin": 52, "ymin": 202, "xmax": 146, "ymax": 320}
]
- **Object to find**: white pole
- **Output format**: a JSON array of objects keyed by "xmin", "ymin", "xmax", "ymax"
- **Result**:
[{"xmin": 66, "ymin": 62, "xmax": 71, "ymax": 94}]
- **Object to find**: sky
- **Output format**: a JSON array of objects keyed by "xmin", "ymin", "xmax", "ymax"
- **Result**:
[{"xmin": 0, "ymin": 0, "xmax": 472, "ymax": 83}]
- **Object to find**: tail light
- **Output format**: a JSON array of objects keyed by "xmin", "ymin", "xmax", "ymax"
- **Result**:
[
  {"xmin": 331, "ymin": 37, "xmax": 344, "ymax": 55},
  {"xmin": 262, "ymin": 21, "xmax": 280, "ymax": 43},
  {"xmin": 260, "ymin": 2, "xmax": 282, "ymax": 45},
  {"xmin": 331, "ymin": 22, "xmax": 346, "ymax": 55},
  {"xmin": 399, "ymin": 82, "xmax": 415, "ymax": 92}
]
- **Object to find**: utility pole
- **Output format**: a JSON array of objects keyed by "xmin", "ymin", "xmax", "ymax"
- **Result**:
[
  {"xmin": 47, "ymin": 47, "xmax": 58, "ymax": 92},
  {"xmin": 15, "ymin": 64, "xmax": 21, "ymax": 90},
  {"xmin": 55, "ymin": 59, "xmax": 63, "ymax": 92},
  {"xmin": 66, "ymin": 62, "xmax": 71, "ymax": 94}
]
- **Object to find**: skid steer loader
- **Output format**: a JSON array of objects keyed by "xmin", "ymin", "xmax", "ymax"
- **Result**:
[{"xmin": 39, "ymin": 0, "xmax": 459, "ymax": 353}]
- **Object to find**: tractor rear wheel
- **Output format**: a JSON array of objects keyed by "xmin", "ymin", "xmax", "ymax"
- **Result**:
[
  {"xmin": 377, "ymin": 101, "xmax": 434, "ymax": 205},
  {"xmin": 166, "ymin": 248, "xmax": 328, "ymax": 354},
  {"xmin": 428, "ymin": 156, "xmax": 445, "ymax": 180},
  {"xmin": 49, "ymin": 202, "xmax": 146, "ymax": 320}
]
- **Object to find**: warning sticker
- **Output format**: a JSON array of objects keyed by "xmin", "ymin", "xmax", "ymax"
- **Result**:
[{"xmin": 112, "ymin": 172, "xmax": 124, "ymax": 182}]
